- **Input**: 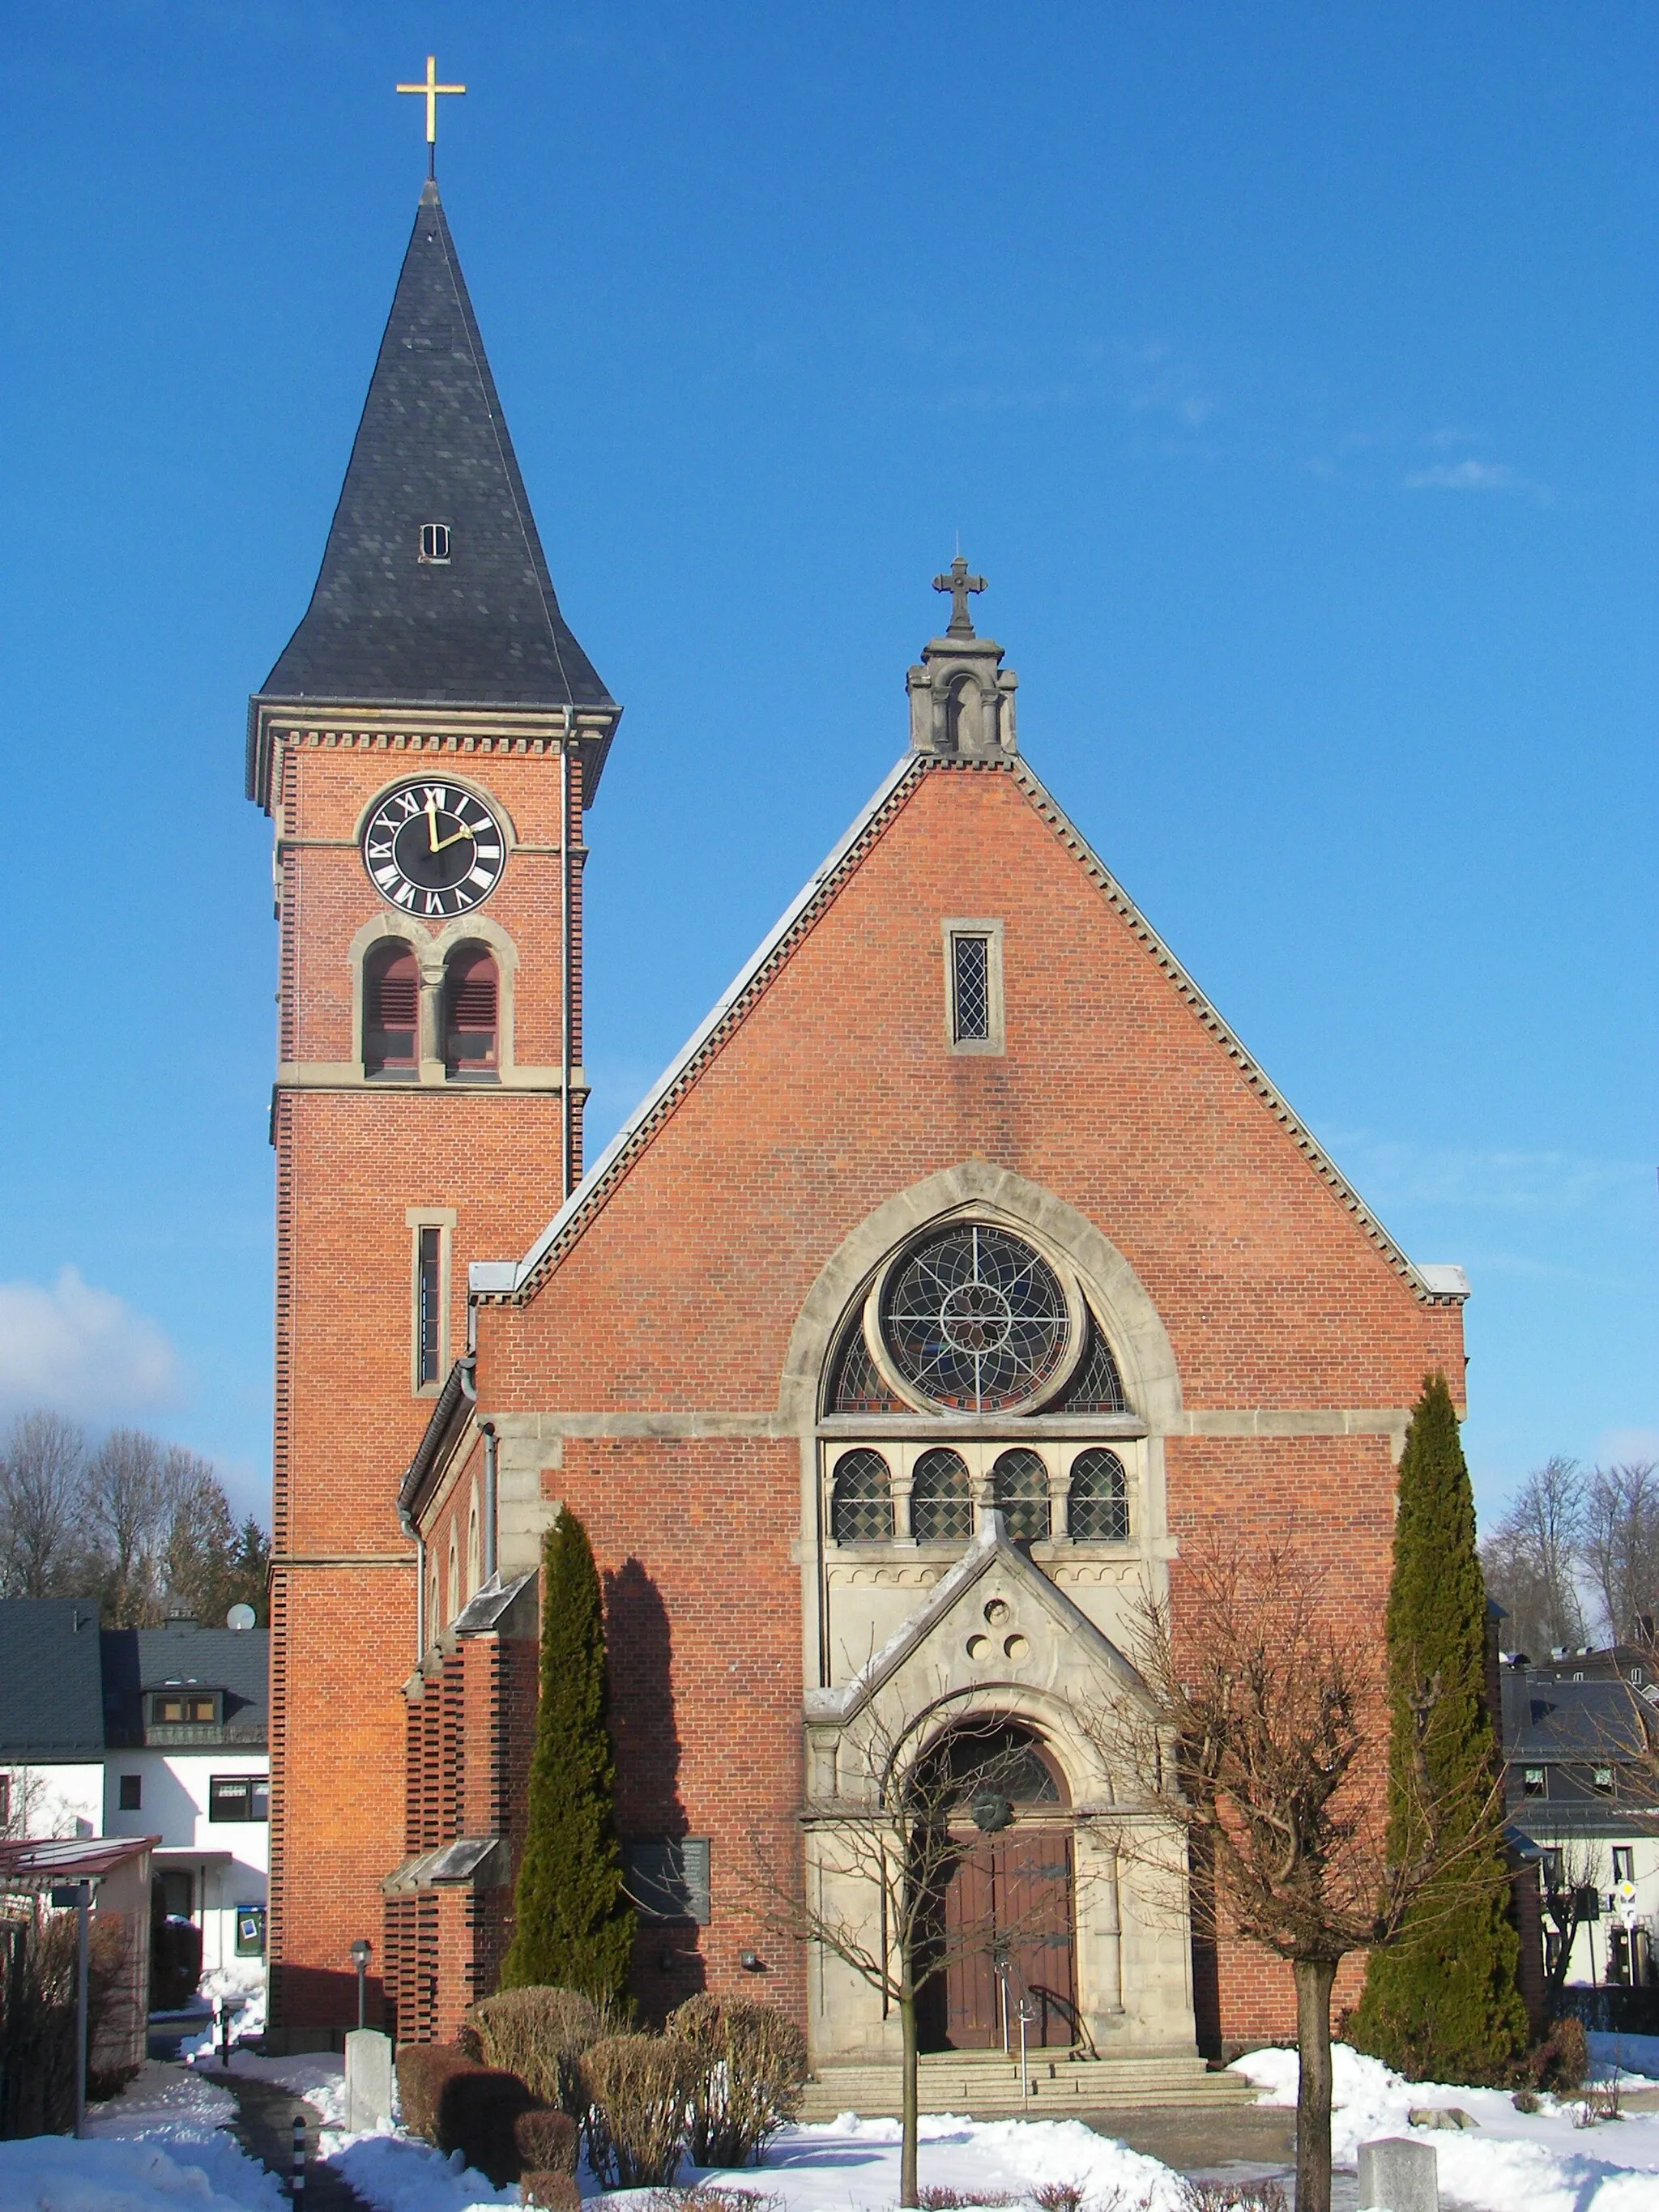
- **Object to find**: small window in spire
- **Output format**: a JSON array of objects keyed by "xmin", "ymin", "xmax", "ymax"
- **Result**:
[{"xmin": 419, "ymin": 522, "xmax": 452, "ymax": 565}]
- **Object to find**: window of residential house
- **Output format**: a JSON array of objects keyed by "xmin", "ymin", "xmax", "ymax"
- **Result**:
[
  {"xmin": 209, "ymin": 1775, "xmax": 270, "ymax": 1823},
  {"xmin": 0, "ymin": 1775, "xmax": 9, "ymax": 1826},
  {"xmin": 1523, "ymin": 1767, "xmax": 1546, "ymax": 1796},
  {"xmin": 151, "ymin": 1691, "xmax": 219, "ymax": 1725},
  {"xmin": 365, "ymin": 943, "xmax": 420, "ymax": 1075},
  {"xmin": 1594, "ymin": 1766, "xmax": 1615, "ymax": 1794},
  {"xmin": 118, "ymin": 1775, "xmax": 142, "ymax": 1811},
  {"xmin": 1613, "ymin": 1847, "xmax": 1635, "ymax": 1885}
]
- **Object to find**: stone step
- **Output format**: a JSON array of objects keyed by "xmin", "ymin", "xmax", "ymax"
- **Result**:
[{"xmin": 799, "ymin": 2052, "xmax": 1255, "ymax": 2120}]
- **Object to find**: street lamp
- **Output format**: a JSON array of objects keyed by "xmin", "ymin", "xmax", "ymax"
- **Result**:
[{"xmin": 350, "ymin": 1937, "xmax": 372, "ymax": 2029}]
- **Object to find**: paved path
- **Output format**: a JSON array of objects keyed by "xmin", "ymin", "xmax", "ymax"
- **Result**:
[{"xmin": 198, "ymin": 2066, "xmax": 369, "ymax": 2211}]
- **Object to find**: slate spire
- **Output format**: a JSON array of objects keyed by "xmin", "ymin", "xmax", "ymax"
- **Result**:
[{"xmin": 258, "ymin": 181, "xmax": 612, "ymax": 717}]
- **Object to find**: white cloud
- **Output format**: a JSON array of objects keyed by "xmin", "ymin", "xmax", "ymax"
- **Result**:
[
  {"xmin": 1403, "ymin": 458, "xmax": 1540, "ymax": 495},
  {"xmin": 0, "ymin": 1268, "xmax": 183, "ymax": 1424}
]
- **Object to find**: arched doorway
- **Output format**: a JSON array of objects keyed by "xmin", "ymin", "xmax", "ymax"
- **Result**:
[{"xmin": 912, "ymin": 1720, "xmax": 1077, "ymax": 2052}]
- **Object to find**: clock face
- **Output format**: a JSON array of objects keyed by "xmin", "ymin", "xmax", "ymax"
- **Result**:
[{"xmin": 361, "ymin": 781, "xmax": 507, "ymax": 917}]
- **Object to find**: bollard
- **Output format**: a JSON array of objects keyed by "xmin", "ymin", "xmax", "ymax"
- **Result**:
[{"xmin": 291, "ymin": 2113, "xmax": 306, "ymax": 2198}]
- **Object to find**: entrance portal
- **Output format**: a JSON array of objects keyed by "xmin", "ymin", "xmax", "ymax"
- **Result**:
[{"xmin": 912, "ymin": 1720, "xmax": 1077, "ymax": 2052}]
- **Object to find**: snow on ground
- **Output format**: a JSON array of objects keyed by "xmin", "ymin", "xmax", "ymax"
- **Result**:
[
  {"xmin": 0, "ymin": 2133, "xmax": 284, "ymax": 2212},
  {"xmin": 1589, "ymin": 2031, "xmax": 1659, "ymax": 2081},
  {"xmin": 221, "ymin": 2044, "xmax": 351, "ymax": 2130},
  {"xmin": 698, "ymin": 2112, "xmax": 1191, "ymax": 2212},
  {"xmin": 332, "ymin": 2133, "xmax": 514, "ymax": 2212},
  {"xmin": 1234, "ymin": 2040, "xmax": 1659, "ymax": 2212}
]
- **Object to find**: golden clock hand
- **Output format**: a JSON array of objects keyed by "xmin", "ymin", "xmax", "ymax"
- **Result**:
[
  {"xmin": 431, "ymin": 820, "xmax": 480, "ymax": 851},
  {"xmin": 426, "ymin": 796, "xmax": 441, "ymax": 852}
]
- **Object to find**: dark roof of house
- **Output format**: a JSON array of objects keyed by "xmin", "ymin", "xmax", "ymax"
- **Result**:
[
  {"xmin": 254, "ymin": 180, "xmax": 612, "ymax": 721},
  {"xmin": 1501, "ymin": 1668, "xmax": 1654, "ymax": 1762},
  {"xmin": 0, "ymin": 1599, "xmax": 107, "ymax": 1759},
  {"xmin": 101, "ymin": 1624, "xmax": 268, "ymax": 1750}
]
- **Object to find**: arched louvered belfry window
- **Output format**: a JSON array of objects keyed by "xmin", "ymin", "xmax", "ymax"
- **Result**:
[
  {"xmin": 364, "ymin": 943, "xmax": 419, "ymax": 1076},
  {"xmin": 443, "ymin": 947, "xmax": 498, "ymax": 1078}
]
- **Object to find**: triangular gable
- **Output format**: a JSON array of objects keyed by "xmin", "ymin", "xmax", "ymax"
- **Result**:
[
  {"xmin": 804, "ymin": 1515, "xmax": 1151, "ymax": 1731},
  {"xmin": 471, "ymin": 753, "xmax": 1461, "ymax": 1308}
]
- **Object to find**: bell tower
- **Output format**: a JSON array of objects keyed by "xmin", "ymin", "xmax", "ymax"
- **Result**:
[{"xmin": 247, "ymin": 175, "xmax": 620, "ymax": 2033}]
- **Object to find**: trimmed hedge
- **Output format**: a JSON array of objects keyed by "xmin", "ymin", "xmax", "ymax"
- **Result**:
[
  {"xmin": 581, "ymin": 2033, "xmax": 704, "ymax": 2188},
  {"xmin": 514, "ymin": 2107, "xmax": 578, "ymax": 2176},
  {"xmin": 437, "ymin": 2066, "xmax": 544, "ymax": 2187},
  {"xmin": 520, "ymin": 2176, "xmax": 581, "ymax": 2212},
  {"xmin": 394, "ymin": 2044, "xmax": 484, "ymax": 2142},
  {"xmin": 460, "ymin": 1985, "xmax": 613, "ymax": 2116},
  {"xmin": 670, "ymin": 1995, "xmax": 808, "ymax": 2165}
]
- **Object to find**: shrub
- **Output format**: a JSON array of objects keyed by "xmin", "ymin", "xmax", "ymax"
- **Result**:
[
  {"xmin": 670, "ymin": 1994, "xmax": 808, "ymax": 2167},
  {"xmin": 581, "ymin": 2032, "xmax": 705, "ymax": 2188},
  {"xmin": 514, "ymin": 2107, "xmax": 578, "ymax": 2176},
  {"xmin": 1534, "ymin": 2014, "xmax": 1590, "ymax": 2093},
  {"xmin": 1032, "ymin": 2188, "xmax": 1087, "ymax": 2212},
  {"xmin": 394, "ymin": 2044, "xmax": 485, "ymax": 2143},
  {"xmin": 1512, "ymin": 2088, "xmax": 1540, "ymax": 2113},
  {"xmin": 521, "ymin": 2175, "xmax": 582, "ymax": 2212},
  {"xmin": 436, "ymin": 2066, "xmax": 544, "ymax": 2186},
  {"xmin": 462, "ymin": 1986, "xmax": 616, "ymax": 2115}
]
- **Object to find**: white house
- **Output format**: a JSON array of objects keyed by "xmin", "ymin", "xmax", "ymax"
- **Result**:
[
  {"xmin": 0, "ymin": 1598, "xmax": 106, "ymax": 1839},
  {"xmin": 0, "ymin": 1601, "xmax": 268, "ymax": 1988},
  {"xmin": 101, "ymin": 1618, "xmax": 269, "ymax": 1980}
]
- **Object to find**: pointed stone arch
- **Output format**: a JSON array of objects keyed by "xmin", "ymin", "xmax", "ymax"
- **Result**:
[{"xmin": 779, "ymin": 1160, "xmax": 1180, "ymax": 1428}]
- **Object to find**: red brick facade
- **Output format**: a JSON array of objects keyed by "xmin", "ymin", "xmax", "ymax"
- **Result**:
[
  {"xmin": 262, "ymin": 730, "xmax": 590, "ymax": 2031},
  {"xmin": 384, "ymin": 750, "xmax": 1465, "ymax": 2056}
]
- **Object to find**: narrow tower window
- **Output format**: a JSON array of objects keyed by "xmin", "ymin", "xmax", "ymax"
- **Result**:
[
  {"xmin": 443, "ymin": 948, "xmax": 498, "ymax": 1078},
  {"xmin": 416, "ymin": 1227, "xmax": 442, "ymax": 1386},
  {"xmin": 365, "ymin": 944, "xmax": 419, "ymax": 1075},
  {"xmin": 419, "ymin": 522, "xmax": 452, "ymax": 564}
]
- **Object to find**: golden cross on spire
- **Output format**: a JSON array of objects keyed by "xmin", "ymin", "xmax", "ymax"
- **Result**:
[{"xmin": 397, "ymin": 55, "xmax": 466, "ymax": 178}]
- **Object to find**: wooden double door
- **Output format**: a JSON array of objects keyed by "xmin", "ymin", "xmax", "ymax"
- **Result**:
[{"xmin": 919, "ymin": 1826, "xmax": 1077, "ymax": 2050}]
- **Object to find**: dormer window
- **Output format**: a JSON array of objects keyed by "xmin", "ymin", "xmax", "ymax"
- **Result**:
[
  {"xmin": 151, "ymin": 1690, "xmax": 219, "ymax": 1726},
  {"xmin": 419, "ymin": 522, "xmax": 452, "ymax": 564}
]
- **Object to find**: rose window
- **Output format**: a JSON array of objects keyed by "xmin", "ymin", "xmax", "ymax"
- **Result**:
[{"xmin": 879, "ymin": 1224, "xmax": 1073, "ymax": 1412}]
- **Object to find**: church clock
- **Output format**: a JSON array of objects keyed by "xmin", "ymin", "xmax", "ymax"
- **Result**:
[{"xmin": 361, "ymin": 779, "xmax": 507, "ymax": 916}]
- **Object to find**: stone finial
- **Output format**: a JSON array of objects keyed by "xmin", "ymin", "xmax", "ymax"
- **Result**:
[{"xmin": 909, "ymin": 557, "xmax": 1018, "ymax": 760}]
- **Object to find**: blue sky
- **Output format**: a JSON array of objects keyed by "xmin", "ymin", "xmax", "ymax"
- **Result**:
[{"xmin": 0, "ymin": 2, "xmax": 1653, "ymax": 1527}]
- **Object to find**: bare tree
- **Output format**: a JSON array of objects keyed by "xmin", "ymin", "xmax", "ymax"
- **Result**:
[
  {"xmin": 1537, "ymin": 1835, "xmax": 1602, "ymax": 2013},
  {"xmin": 81, "ymin": 1428, "xmax": 173, "ymax": 1626},
  {"xmin": 1582, "ymin": 1462, "xmax": 1659, "ymax": 1646},
  {"xmin": 751, "ymin": 1701, "xmax": 1076, "ymax": 2206},
  {"xmin": 1480, "ymin": 1456, "xmax": 1587, "ymax": 1658},
  {"xmin": 1072, "ymin": 1545, "xmax": 1506, "ymax": 2212},
  {"xmin": 0, "ymin": 1412, "xmax": 87, "ymax": 1597}
]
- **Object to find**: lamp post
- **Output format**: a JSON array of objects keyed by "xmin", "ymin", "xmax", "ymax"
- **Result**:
[{"xmin": 350, "ymin": 1937, "xmax": 372, "ymax": 2030}]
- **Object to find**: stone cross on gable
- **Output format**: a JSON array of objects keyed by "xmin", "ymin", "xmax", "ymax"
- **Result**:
[{"xmin": 933, "ymin": 555, "xmax": 987, "ymax": 638}]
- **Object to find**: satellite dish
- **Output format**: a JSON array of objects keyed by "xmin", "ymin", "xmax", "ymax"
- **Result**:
[{"xmin": 226, "ymin": 1603, "xmax": 257, "ymax": 1632}]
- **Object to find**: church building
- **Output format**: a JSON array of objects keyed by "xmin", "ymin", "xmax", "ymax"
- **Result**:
[{"xmin": 250, "ymin": 168, "xmax": 1469, "ymax": 2073}]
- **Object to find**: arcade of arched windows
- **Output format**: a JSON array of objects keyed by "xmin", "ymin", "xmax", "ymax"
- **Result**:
[{"xmin": 819, "ymin": 1217, "xmax": 1147, "ymax": 1557}]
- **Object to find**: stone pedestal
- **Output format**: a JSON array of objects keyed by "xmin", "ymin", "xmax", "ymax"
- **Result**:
[
  {"xmin": 345, "ymin": 2027, "xmax": 394, "ymax": 2133},
  {"xmin": 1357, "ymin": 2134, "xmax": 1438, "ymax": 2212}
]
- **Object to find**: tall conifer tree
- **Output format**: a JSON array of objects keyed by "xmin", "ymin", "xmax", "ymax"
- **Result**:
[
  {"xmin": 498, "ymin": 1510, "xmax": 634, "ymax": 2003},
  {"xmin": 1350, "ymin": 1372, "xmax": 1529, "ymax": 2080}
]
